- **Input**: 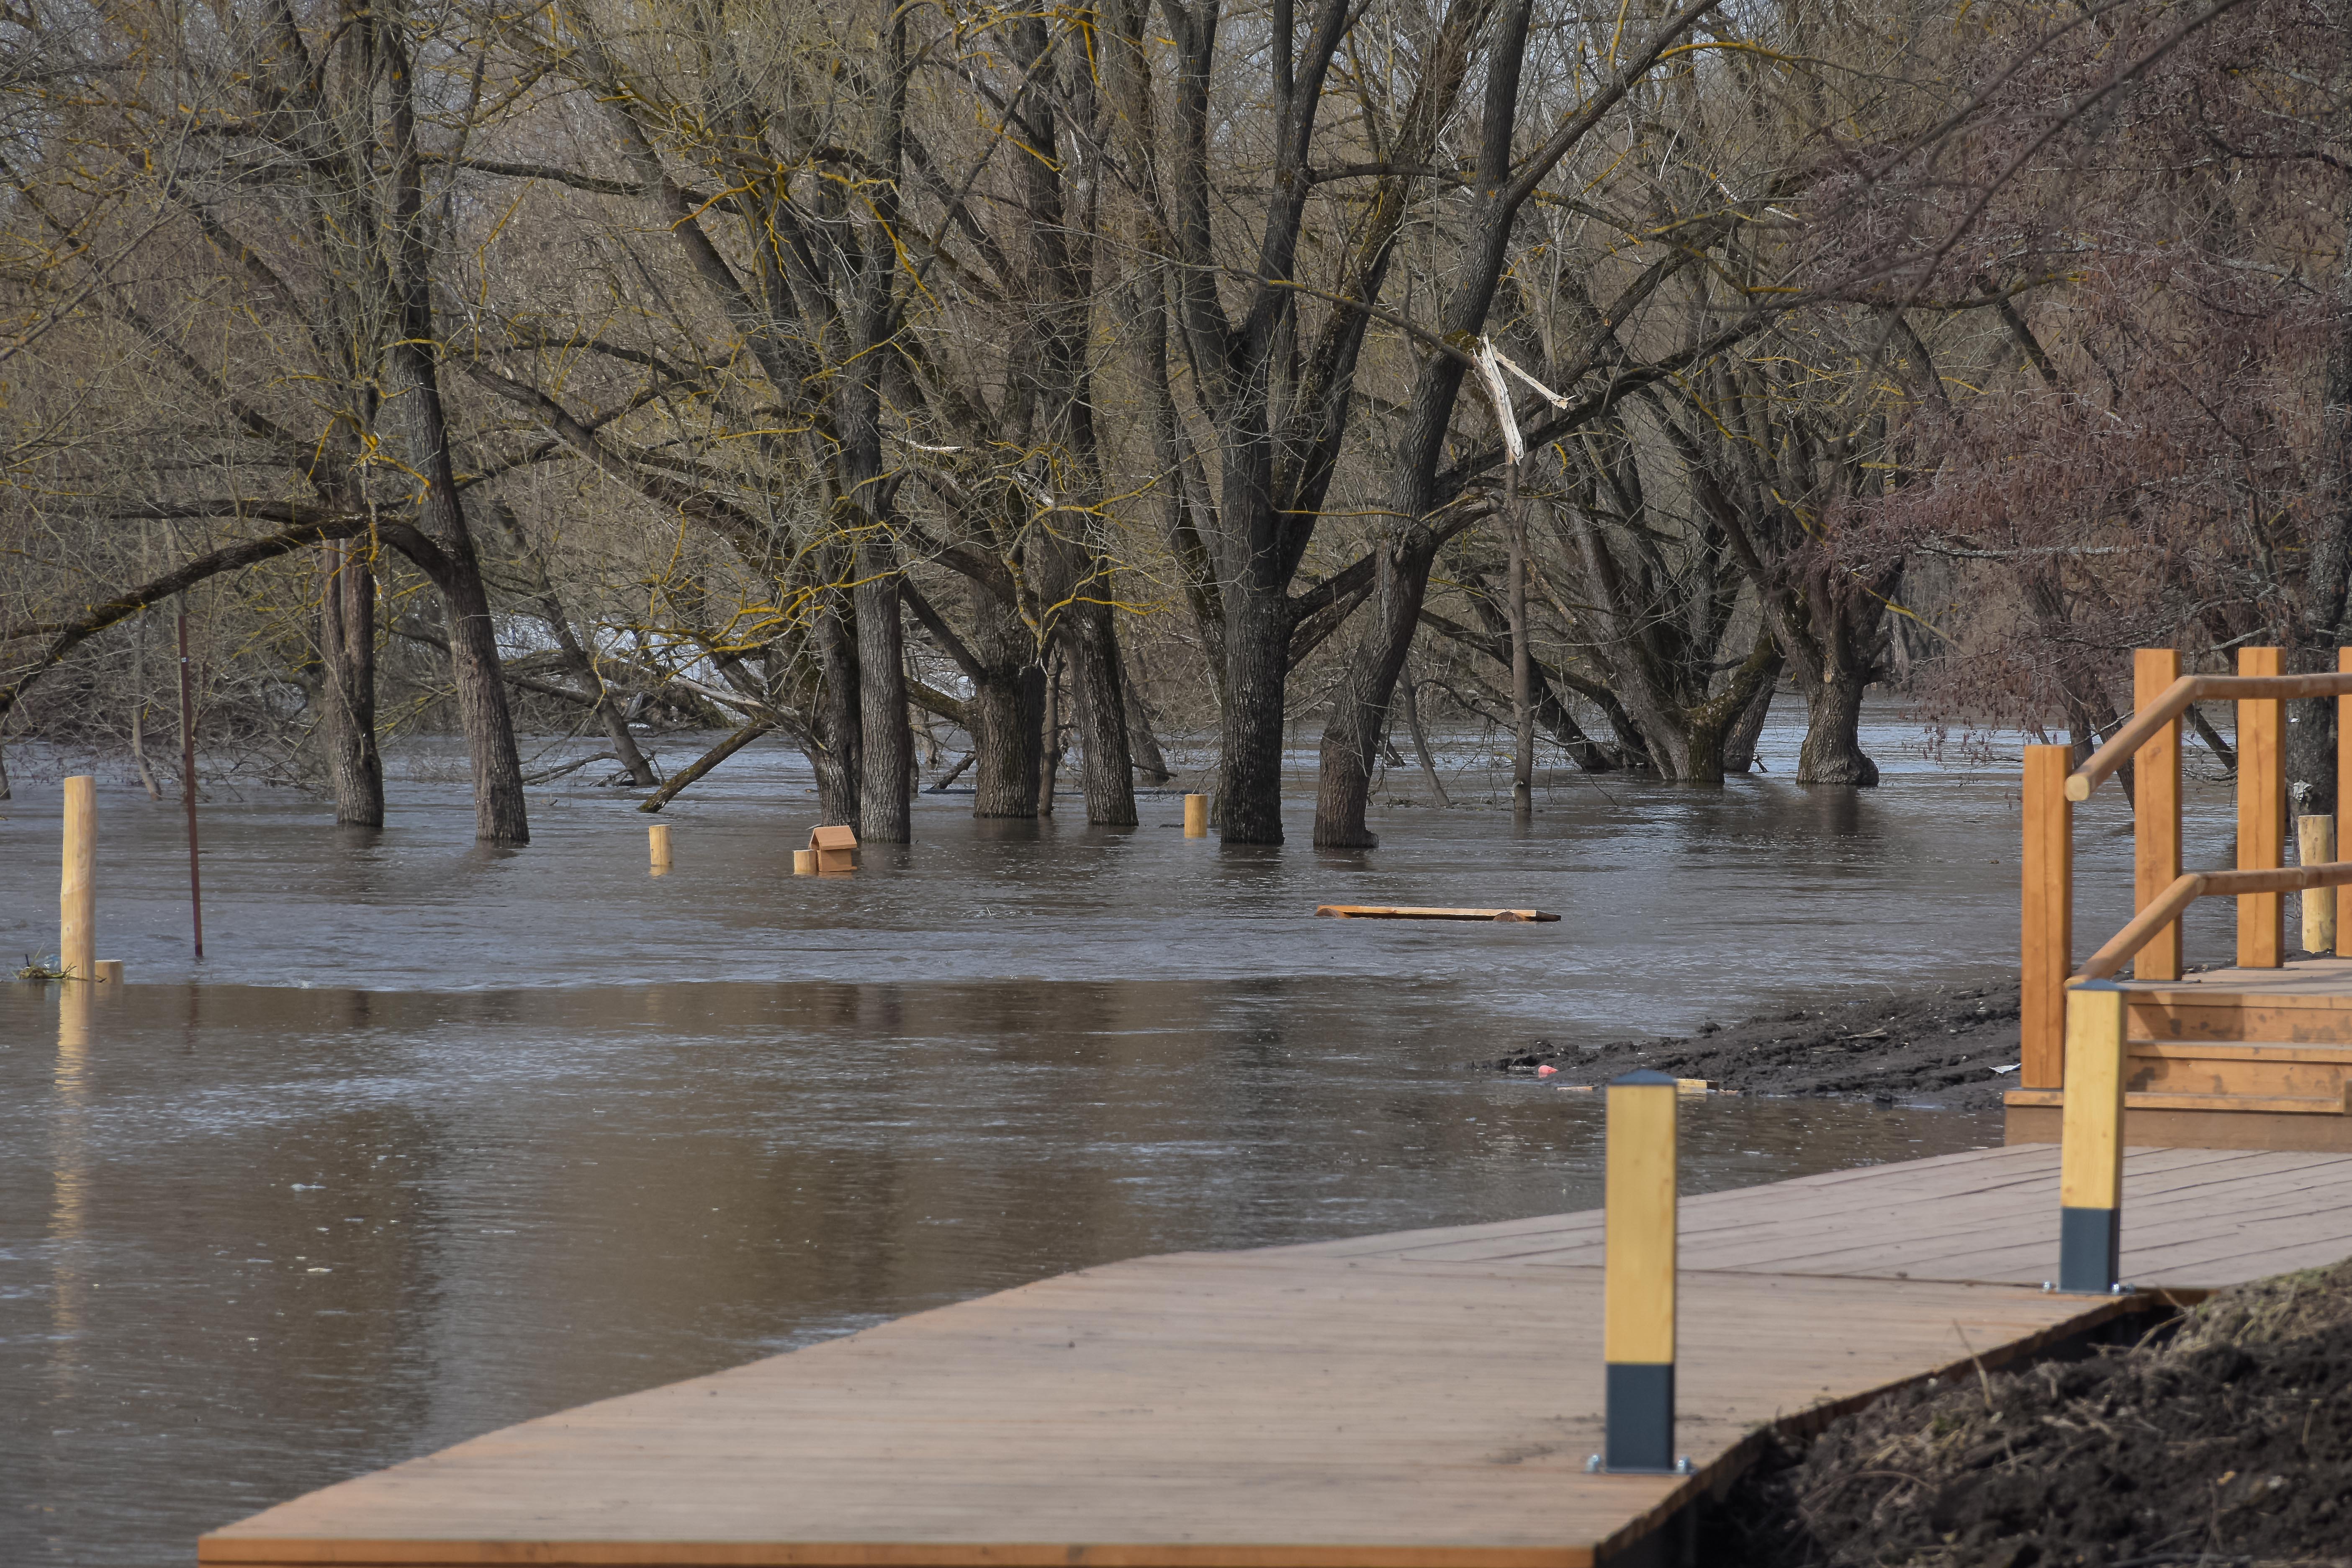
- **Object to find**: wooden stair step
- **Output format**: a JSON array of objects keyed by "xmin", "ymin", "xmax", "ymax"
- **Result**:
[
  {"xmin": 2128, "ymin": 1040, "xmax": 2352, "ymax": 1062},
  {"xmin": 2007, "ymin": 1088, "xmax": 2352, "ymax": 1115}
]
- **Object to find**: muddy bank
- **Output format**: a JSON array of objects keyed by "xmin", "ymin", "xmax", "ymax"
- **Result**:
[
  {"xmin": 1705, "ymin": 1261, "xmax": 2352, "ymax": 1568},
  {"xmin": 1491, "ymin": 977, "xmax": 2022, "ymax": 1110}
]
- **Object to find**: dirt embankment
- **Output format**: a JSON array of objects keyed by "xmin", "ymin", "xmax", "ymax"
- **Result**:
[
  {"xmin": 1704, "ymin": 1260, "xmax": 2352, "ymax": 1568},
  {"xmin": 1489, "ymin": 978, "xmax": 2023, "ymax": 1110}
]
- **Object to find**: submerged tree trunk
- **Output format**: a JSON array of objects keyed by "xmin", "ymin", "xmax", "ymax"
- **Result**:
[
  {"xmin": 1798, "ymin": 665, "xmax": 1878, "ymax": 786},
  {"xmin": 1315, "ymin": 540, "xmax": 1434, "ymax": 848},
  {"xmin": 970, "ymin": 664, "xmax": 1046, "ymax": 817},
  {"xmin": 1067, "ymin": 600, "xmax": 1138, "ymax": 825},
  {"xmin": 812, "ymin": 588, "xmax": 862, "ymax": 827},
  {"xmin": 1722, "ymin": 659, "xmax": 1780, "ymax": 775},
  {"xmin": 1038, "ymin": 645, "xmax": 1068, "ymax": 816},
  {"xmin": 1218, "ymin": 557, "xmax": 1292, "ymax": 842},
  {"xmin": 318, "ymin": 538, "xmax": 385, "ymax": 825},
  {"xmin": 1123, "ymin": 661, "xmax": 1174, "ymax": 784},
  {"xmin": 380, "ymin": 8, "xmax": 527, "ymax": 846},
  {"xmin": 1398, "ymin": 660, "xmax": 1450, "ymax": 807}
]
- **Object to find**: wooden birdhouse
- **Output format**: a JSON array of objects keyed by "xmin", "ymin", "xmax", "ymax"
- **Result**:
[{"xmin": 798, "ymin": 823, "xmax": 857, "ymax": 875}]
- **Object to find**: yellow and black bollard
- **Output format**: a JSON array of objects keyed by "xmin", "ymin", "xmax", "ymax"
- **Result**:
[
  {"xmin": 1602, "ymin": 1068, "xmax": 1680, "ymax": 1473},
  {"xmin": 2058, "ymin": 980, "xmax": 2128, "ymax": 1293}
]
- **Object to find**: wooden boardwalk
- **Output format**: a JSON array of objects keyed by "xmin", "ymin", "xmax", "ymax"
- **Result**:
[{"xmin": 199, "ymin": 1145, "xmax": 2352, "ymax": 1568}]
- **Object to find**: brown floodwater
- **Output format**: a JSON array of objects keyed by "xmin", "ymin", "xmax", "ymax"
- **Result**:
[{"xmin": 0, "ymin": 715, "xmax": 2243, "ymax": 1564}]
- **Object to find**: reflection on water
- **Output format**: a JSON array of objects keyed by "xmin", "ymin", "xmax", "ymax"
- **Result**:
[
  {"xmin": 0, "ymin": 709, "xmax": 2244, "ymax": 1565},
  {"xmin": 6, "ymin": 978, "xmax": 1995, "ymax": 1565}
]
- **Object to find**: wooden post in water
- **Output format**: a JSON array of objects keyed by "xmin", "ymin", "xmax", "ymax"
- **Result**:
[
  {"xmin": 792, "ymin": 849, "xmax": 817, "ymax": 875},
  {"xmin": 177, "ymin": 605, "xmax": 204, "ymax": 960},
  {"xmin": 93, "ymin": 959, "xmax": 124, "ymax": 986},
  {"xmin": 2238, "ymin": 646, "xmax": 2285, "ymax": 968},
  {"xmin": 2133, "ymin": 650, "xmax": 2182, "ymax": 981},
  {"xmin": 2058, "ymin": 980, "xmax": 2128, "ymax": 1294},
  {"xmin": 1602, "ymin": 1069, "xmax": 1679, "ymax": 1473},
  {"xmin": 2301, "ymin": 816, "xmax": 2336, "ymax": 955},
  {"xmin": 2021, "ymin": 745, "xmax": 2073, "ymax": 1089},
  {"xmin": 1183, "ymin": 794, "xmax": 1208, "ymax": 838},
  {"xmin": 648, "ymin": 823, "xmax": 672, "ymax": 874},
  {"xmin": 60, "ymin": 775, "xmax": 95, "ymax": 982}
]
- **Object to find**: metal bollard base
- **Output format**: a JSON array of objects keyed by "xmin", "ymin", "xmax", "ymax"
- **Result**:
[
  {"xmin": 2057, "ymin": 1205, "xmax": 2120, "ymax": 1295},
  {"xmin": 1602, "ymin": 1361, "xmax": 1676, "ymax": 1473}
]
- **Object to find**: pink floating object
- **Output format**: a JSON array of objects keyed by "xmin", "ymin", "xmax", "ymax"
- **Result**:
[{"xmin": 1535, "ymin": 1064, "xmax": 1558, "ymax": 1078}]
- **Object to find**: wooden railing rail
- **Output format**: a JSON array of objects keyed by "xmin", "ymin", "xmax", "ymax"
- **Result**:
[
  {"xmin": 2067, "ymin": 671, "xmax": 2352, "ymax": 802},
  {"xmin": 2072, "ymin": 863, "xmax": 2352, "ymax": 982}
]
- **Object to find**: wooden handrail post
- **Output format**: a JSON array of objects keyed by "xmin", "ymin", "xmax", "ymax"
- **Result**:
[
  {"xmin": 1601, "ymin": 1069, "xmax": 1679, "ymax": 1474},
  {"xmin": 2301, "ymin": 816, "xmax": 2337, "ymax": 954},
  {"xmin": 2238, "ymin": 647, "xmax": 2285, "ymax": 967},
  {"xmin": 2022, "ymin": 745, "xmax": 2073, "ymax": 1088},
  {"xmin": 2337, "ymin": 648, "xmax": 2352, "ymax": 956},
  {"xmin": 60, "ymin": 775, "xmax": 96, "ymax": 982},
  {"xmin": 2058, "ymin": 981, "xmax": 2128, "ymax": 1294},
  {"xmin": 2132, "ymin": 650, "xmax": 2182, "ymax": 980}
]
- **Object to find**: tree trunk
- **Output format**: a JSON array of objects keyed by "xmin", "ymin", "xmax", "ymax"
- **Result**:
[
  {"xmin": 1217, "ymin": 561, "xmax": 1291, "ymax": 842},
  {"xmin": 1067, "ymin": 600, "xmax": 1139, "ymax": 825},
  {"xmin": 851, "ymin": 571, "xmax": 909, "ymax": 844},
  {"xmin": 1722, "ymin": 658, "xmax": 1779, "ymax": 775},
  {"xmin": 1123, "ymin": 660, "xmax": 1173, "ymax": 783},
  {"xmin": 1315, "ymin": 541, "xmax": 1431, "ymax": 848},
  {"xmin": 971, "ymin": 666, "xmax": 1045, "ymax": 817},
  {"xmin": 1797, "ymin": 666, "xmax": 1878, "ymax": 785},
  {"xmin": 2288, "ymin": 211, "xmax": 2352, "ymax": 812},
  {"xmin": 1039, "ymin": 645, "xmax": 1067, "ymax": 817},
  {"xmin": 1506, "ymin": 480, "xmax": 1532, "ymax": 814},
  {"xmin": 318, "ymin": 538, "xmax": 384, "ymax": 825},
  {"xmin": 965, "ymin": 581, "xmax": 1042, "ymax": 818},
  {"xmin": 429, "ymin": 537, "xmax": 530, "ymax": 844},
  {"xmin": 380, "ymin": 8, "xmax": 527, "ymax": 846},
  {"xmin": 813, "ymin": 589, "xmax": 862, "ymax": 826},
  {"xmin": 1398, "ymin": 661, "xmax": 1450, "ymax": 807}
]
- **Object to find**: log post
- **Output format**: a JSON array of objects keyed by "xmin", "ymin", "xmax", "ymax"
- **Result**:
[
  {"xmin": 792, "ymin": 849, "xmax": 817, "ymax": 875},
  {"xmin": 1183, "ymin": 794, "xmax": 1208, "ymax": 838},
  {"xmin": 2021, "ymin": 745, "xmax": 2073, "ymax": 1088},
  {"xmin": 2301, "ymin": 816, "xmax": 2336, "ymax": 955},
  {"xmin": 1602, "ymin": 1068, "xmax": 1679, "ymax": 1474},
  {"xmin": 2058, "ymin": 981, "xmax": 2128, "ymax": 1295},
  {"xmin": 2132, "ymin": 650, "xmax": 2182, "ymax": 981},
  {"xmin": 94, "ymin": 959, "xmax": 124, "ymax": 986},
  {"xmin": 2238, "ymin": 647, "xmax": 2284, "ymax": 967},
  {"xmin": 60, "ymin": 774, "xmax": 95, "ymax": 983},
  {"xmin": 648, "ymin": 823, "xmax": 672, "ymax": 874}
]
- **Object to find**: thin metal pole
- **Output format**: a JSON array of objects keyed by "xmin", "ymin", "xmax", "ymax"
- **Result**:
[{"xmin": 177, "ymin": 604, "xmax": 204, "ymax": 961}]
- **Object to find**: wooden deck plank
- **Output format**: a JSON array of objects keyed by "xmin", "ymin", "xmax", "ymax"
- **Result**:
[
  {"xmin": 198, "ymin": 1147, "xmax": 2352, "ymax": 1568},
  {"xmin": 201, "ymin": 1262, "xmax": 2114, "ymax": 1568}
]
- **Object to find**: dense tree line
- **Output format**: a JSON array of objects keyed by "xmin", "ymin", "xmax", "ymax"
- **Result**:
[{"xmin": 0, "ymin": 0, "xmax": 2337, "ymax": 841}]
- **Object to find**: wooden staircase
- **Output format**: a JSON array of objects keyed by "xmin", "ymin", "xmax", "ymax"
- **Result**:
[
  {"xmin": 2005, "ymin": 646, "xmax": 2352, "ymax": 1151},
  {"xmin": 2006, "ymin": 964, "xmax": 2352, "ymax": 1150}
]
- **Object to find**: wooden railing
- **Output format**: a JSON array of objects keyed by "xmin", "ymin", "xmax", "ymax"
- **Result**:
[{"xmin": 2020, "ymin": 647, "xmax": 2352, "ymax": 1087}]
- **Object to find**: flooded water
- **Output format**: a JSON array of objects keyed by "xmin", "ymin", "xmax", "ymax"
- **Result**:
[{"xmin": 0, "ymin": 708, "xmax": 2243, "ymax": 1564}]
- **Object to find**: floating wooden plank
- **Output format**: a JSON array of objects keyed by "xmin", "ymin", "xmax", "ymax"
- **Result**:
[{"xmin": 1316, "ymin": 905, "xmax": 1560, "ymax": 923}]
